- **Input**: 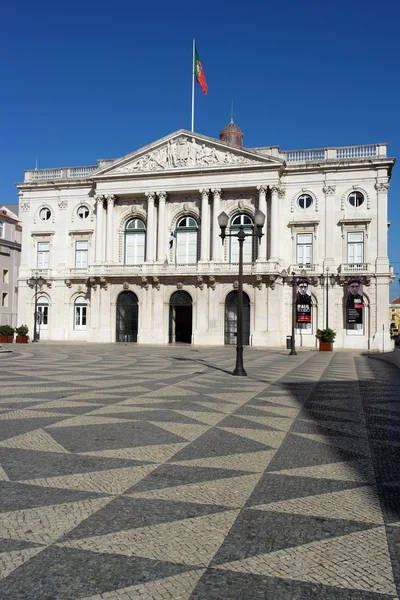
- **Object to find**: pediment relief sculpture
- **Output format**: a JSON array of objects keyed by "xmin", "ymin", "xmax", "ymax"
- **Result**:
[{"xmin": 111, "ymin": 136, "xmax": 267, "ymax": 174}]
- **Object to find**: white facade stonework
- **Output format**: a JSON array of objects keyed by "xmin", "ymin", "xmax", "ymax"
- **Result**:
[
  {"xmin": 16, "ymin": 130, "xmax": 395, "ymax": 350},
  {"xmin": 0, "ymin": 206, "xmax": 21, "ymax": 328}
]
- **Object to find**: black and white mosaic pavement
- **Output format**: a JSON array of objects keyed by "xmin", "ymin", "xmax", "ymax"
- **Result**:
[{"xmin": 0, "ymin": 343, "xmax": 400, "ymax": 599}]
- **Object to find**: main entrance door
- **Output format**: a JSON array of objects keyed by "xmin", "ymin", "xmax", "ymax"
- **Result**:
[
  {"xmin": 116, "ymin": 291, "xmax": 138, "ymax": 342},
  {"xmin": 169, "ymin": 291, "xmax": 192, "ymax": 344},
  {"xmin": 225, "ymin": 291, "xmax": 250, "ymax": 345}
]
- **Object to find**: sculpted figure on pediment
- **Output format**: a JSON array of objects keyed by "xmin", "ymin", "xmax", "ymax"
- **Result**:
[{"xmin": 113, "ymin": 136, "xmax": 262, "ymax": 173}]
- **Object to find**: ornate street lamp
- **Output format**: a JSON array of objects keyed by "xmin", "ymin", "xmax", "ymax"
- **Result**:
[
  {"xmin": 218, "ymin": 209, "xmax": 265, "ymax": 376},
  {"xmin": 281, "ymin": 268, "xmax": 307, "ymax": 356},
  {"xmin": 27, "ymin": 272, "xmax": 45, "ymax": 342}
]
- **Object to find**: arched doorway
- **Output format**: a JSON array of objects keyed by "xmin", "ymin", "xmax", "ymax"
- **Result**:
[
  {"xmin": 169, "ymin": 291, "xmax": 192, "ymax": 344},
  {"xmin": 116, "ymin": 292, "xmax": 138, "ymax": 342},
  {"xmin": 225, "ymin": 291, "xmax": 250, "ymax": 345}
]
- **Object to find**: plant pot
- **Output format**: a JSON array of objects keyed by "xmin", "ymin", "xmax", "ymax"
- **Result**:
[
  {"xmin": 16, "ymin": 335, "xmax": 29, "ymax": 344},
  {"xmin": 0, "ymin": 335, "xmax": 14, "ymax": 344},
  {"xmin": 319, "ymin": 341, "xmax": 333, "ymax": 352}
]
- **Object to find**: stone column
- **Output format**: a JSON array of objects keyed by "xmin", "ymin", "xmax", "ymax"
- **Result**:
[
  {"xmin": 145, "ymin": 191, "xmax": 156, "ymax": 262},
  {"xmin": 257, "ymin": 185, "xmax": 267, "ymax": 261},
  {"xmin": 105, "ymin": 195, "xmax": 116, "ymax": 263},
  {"xmin": 323, "ymin": 184, "xmax": 336, "ymax": 271},
  {"xmin": 199, "ymin": 188, "xmax": 210, "ymax": 261},
  {"xmin": 94, "ymin": 195, "xmax": 104, "ymax": 263},
  {"xmin": 211, "ymin": 188, "xmax": 222, "ymax": 261},
  {"xmin": 269, "ymin": 185, "xmax": 279, "ymax": 262},
  {"xmin": 157, "ymin": 191, "xmax": 167, "ymax": 262},
  {"xmin": 375, "ymin": 181, "xmax": 390, "ymax": 269}
]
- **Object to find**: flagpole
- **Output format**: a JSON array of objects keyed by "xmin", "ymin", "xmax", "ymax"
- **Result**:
[{"xmin": 191, "ymin": 38, "xmax": 195, "ymax": 132}]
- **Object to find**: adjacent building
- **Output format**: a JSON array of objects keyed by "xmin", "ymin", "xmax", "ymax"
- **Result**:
[
  {"xmin": 16, "ymin": 125, "xmax": 395, "ymax": 349},
  {"xmin": 0, "ymin": 206, "xmax": 21, "ymax": 328},
  {"xmin": 389, "ymin": 297, "xmax": 400, "ymax": 335}
]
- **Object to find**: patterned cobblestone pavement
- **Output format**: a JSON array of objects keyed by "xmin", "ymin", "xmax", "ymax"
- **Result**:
[{"xmin": 0, "ymin": 344, "xmax": 399, "ymax": 599}]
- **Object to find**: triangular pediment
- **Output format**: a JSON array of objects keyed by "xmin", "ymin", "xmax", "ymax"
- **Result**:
[{"xmin": 92, "ymin": 130, "xmax": 283, "ymax": 177}]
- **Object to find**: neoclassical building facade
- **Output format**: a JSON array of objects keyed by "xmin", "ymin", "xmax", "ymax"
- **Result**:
[{"xmin": 16, "ymin": 125, "xmax": 395, "ymax": 350}]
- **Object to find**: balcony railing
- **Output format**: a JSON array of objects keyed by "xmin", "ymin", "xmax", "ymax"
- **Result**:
[
  {"xmin": 24, "ymin": 166, "xmax": 98, "ymax": 182},
  {"xmin": 289, "ymin": 264, "xmax": 321, "ymax": 274},
  {"xmin": 22, "ymin": 144, "xmax": 389, "ymax": 181},
  {"xmin": 66, "ymin": 261, "xmax": 282, "ymax": 278},
  {"xmin": 338, "ymin": 263, "xmax": 370, "ymax": 274},
  {"xmin": 285, "ymin": 144, "xmax": 386, "ymax": 163}
]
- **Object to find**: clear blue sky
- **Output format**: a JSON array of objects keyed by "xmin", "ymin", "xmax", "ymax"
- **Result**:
[{"xmin": 1, "ymin": 0, "xmax": 399, "ymax": 298}]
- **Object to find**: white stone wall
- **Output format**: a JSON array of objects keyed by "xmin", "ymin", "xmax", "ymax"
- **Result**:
[{"xmin": 16, "ymin": 132, "xmax": 394, "ymax": 350}]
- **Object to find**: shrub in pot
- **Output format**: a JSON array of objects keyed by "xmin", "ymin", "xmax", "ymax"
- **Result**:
[
  {"xmin": 0, "ymin": 325, "xmax": 15, "ymax": 343},
  {"xmin": 15, "ymin": 325, "xmax": 29, "ymax": 344},
  {"xmin": 316, "ymin": 328, "xmax": 336, "ymax": 351}
]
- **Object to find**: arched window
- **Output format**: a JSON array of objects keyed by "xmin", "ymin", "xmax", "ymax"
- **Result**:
[
  {"xmin": 230, "ymin": 214, "xmax": 254, "ymax": 263},
  {"xmin": 74, "ymin": 296, "xmax": 87, "ymax": 330},
  {"xmin": 37, "ymin": 296, "xmax": 49, "ymax": 330},
  {"xmin": 125, "ymin": 219, "xmax": 145, "ymax": 265},
  {"xmin": 175, "ymin": 217, "xmax": 198, "ymax": 265}
]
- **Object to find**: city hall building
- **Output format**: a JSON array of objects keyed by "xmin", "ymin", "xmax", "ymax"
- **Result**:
[{"xmin": 16, "ymin": 123, "xmax": 395, "ymax": 350}]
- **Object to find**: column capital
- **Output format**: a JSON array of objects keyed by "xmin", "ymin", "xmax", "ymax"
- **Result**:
[
  {"xmin": 199, "ymin": 188, "xmax": 210, "ymax": 198},
  {"xmin": 157, "ymin": 191, "xmax": 167, "ymax": 201},
  {"xmin": 106, "ymin": 194, "xmax": 116, "ymax": 204},
  {"xmin": 323, "ymin": 185, "xmax": 336, "ymax": 195},
  {"xmin": 211, "ymin": 188, "xmax": 222, "ymax": 198},
  {"xmin": 257, "ymin": 185, "xmax": 268, "ymax": 194},
  {"xmin": 94, "ymin": 195, "xmax": 104, "ymax": 204},
  {"xmin": 145, "ymin": 191, "xmax": 156, "ymax": 202},
  {"xmin": 270, "ymin": 186, "xmax": 285, "ymax": 199},
  {"xmin": 375, "ymin": 181, "xmax": 390, "ymax": 193}
]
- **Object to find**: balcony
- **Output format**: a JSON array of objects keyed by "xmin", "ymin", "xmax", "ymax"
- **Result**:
[
  {"xmin": 66, "ymin": 261, "xmax": 282, "ymax": 278},
  {"xmin": 338, "ymin": 263, "xmax": 371, "ymax": 274},
  {"xmin": 288, "ymin": 264, "xmax": 322, "ymax": 275}
]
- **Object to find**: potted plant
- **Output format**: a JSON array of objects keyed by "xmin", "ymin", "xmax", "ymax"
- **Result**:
[
  {"xmin": 316, "ymin": 328, "xmax": 336, "ymax": 351},
  {"xmin": 0, "ymin": 325, "xmax": 15, "ymax": 344},
  {"xmin": 15, "ymin": 325, "xmax": 29, "ymax": 344}
]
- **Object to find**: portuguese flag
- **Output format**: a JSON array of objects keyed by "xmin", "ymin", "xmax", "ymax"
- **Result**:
[{"xmin": 194, "ymin": 45, "xmax": 208, "ymax": 95}]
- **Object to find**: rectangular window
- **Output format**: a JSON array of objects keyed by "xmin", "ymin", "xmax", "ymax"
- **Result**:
[
  {"xmin": 230, "ymin": 236, "xmax": 253, "ymax": 264},
  {"xmin": 176, "ymin": 231, "xmax": 197, "ymax": 264},
  {"xmin": 296, "ymin": 233, "xmax": 313, "ymax": 266},
  {"xmin": 125, "ymin": 233, "xmax": 145, "ymax": 265},
  {"xmin": 37, "ymin": 242, "xmax": 50, "ymax": 269},
  {"xmin": 347, "ymin": 232, "xmax": 364, "ymax": 265},
  {"xmin": 37, "ymin": 305, "xmax": 48, "ymax": 328},
  {"xmin": 75, "ymin": 241, "xmax": 88, "ymax": 268},
  {"xmin": 1, "ymin": 292, "xmax": 7, "ymax": 307},
  {"xmin": 74, "ymin": 305, "xmax": 87, "ymax": 329},
  {"xmin": 2, "ymin": 269, "xmax": 8, "ymax": 284},
  {"xmin": 0, "ymin": 221, "xmax": 4, "ymax": 237}
]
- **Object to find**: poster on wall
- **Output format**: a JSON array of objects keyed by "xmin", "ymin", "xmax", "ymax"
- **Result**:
[
  {"xmin": 346, "ymin": 277, "xmax": 364, "ymax": 325},
  {"xmin": 295, "ymin": 277, "xmax": 312, "ymax": 325}
]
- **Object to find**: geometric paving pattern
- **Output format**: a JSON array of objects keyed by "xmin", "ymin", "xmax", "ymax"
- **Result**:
[{"xmin": 0, "ymin": 343, "xmax": 400, "ymax": 599}]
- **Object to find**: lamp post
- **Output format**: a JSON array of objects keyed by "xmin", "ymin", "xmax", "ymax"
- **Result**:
[
  {"xmin": 27, "ymin": 272, "xmax": 45, "ymax": 342},
  {"xmin": 280, "ymin": 269, "xmax": 298, "ymax": 356},
  {"xmin": 281, "ymin": 268, "xmax": 308, "ymax": 355},
  {"xmin": 218, "ymin": 209, "xmax": 265, "ymax": 377}
]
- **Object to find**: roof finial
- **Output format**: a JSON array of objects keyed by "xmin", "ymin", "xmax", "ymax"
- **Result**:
[{"xmin": 230, "ymin": 90, "xmax": 234, "ymax": 123}]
